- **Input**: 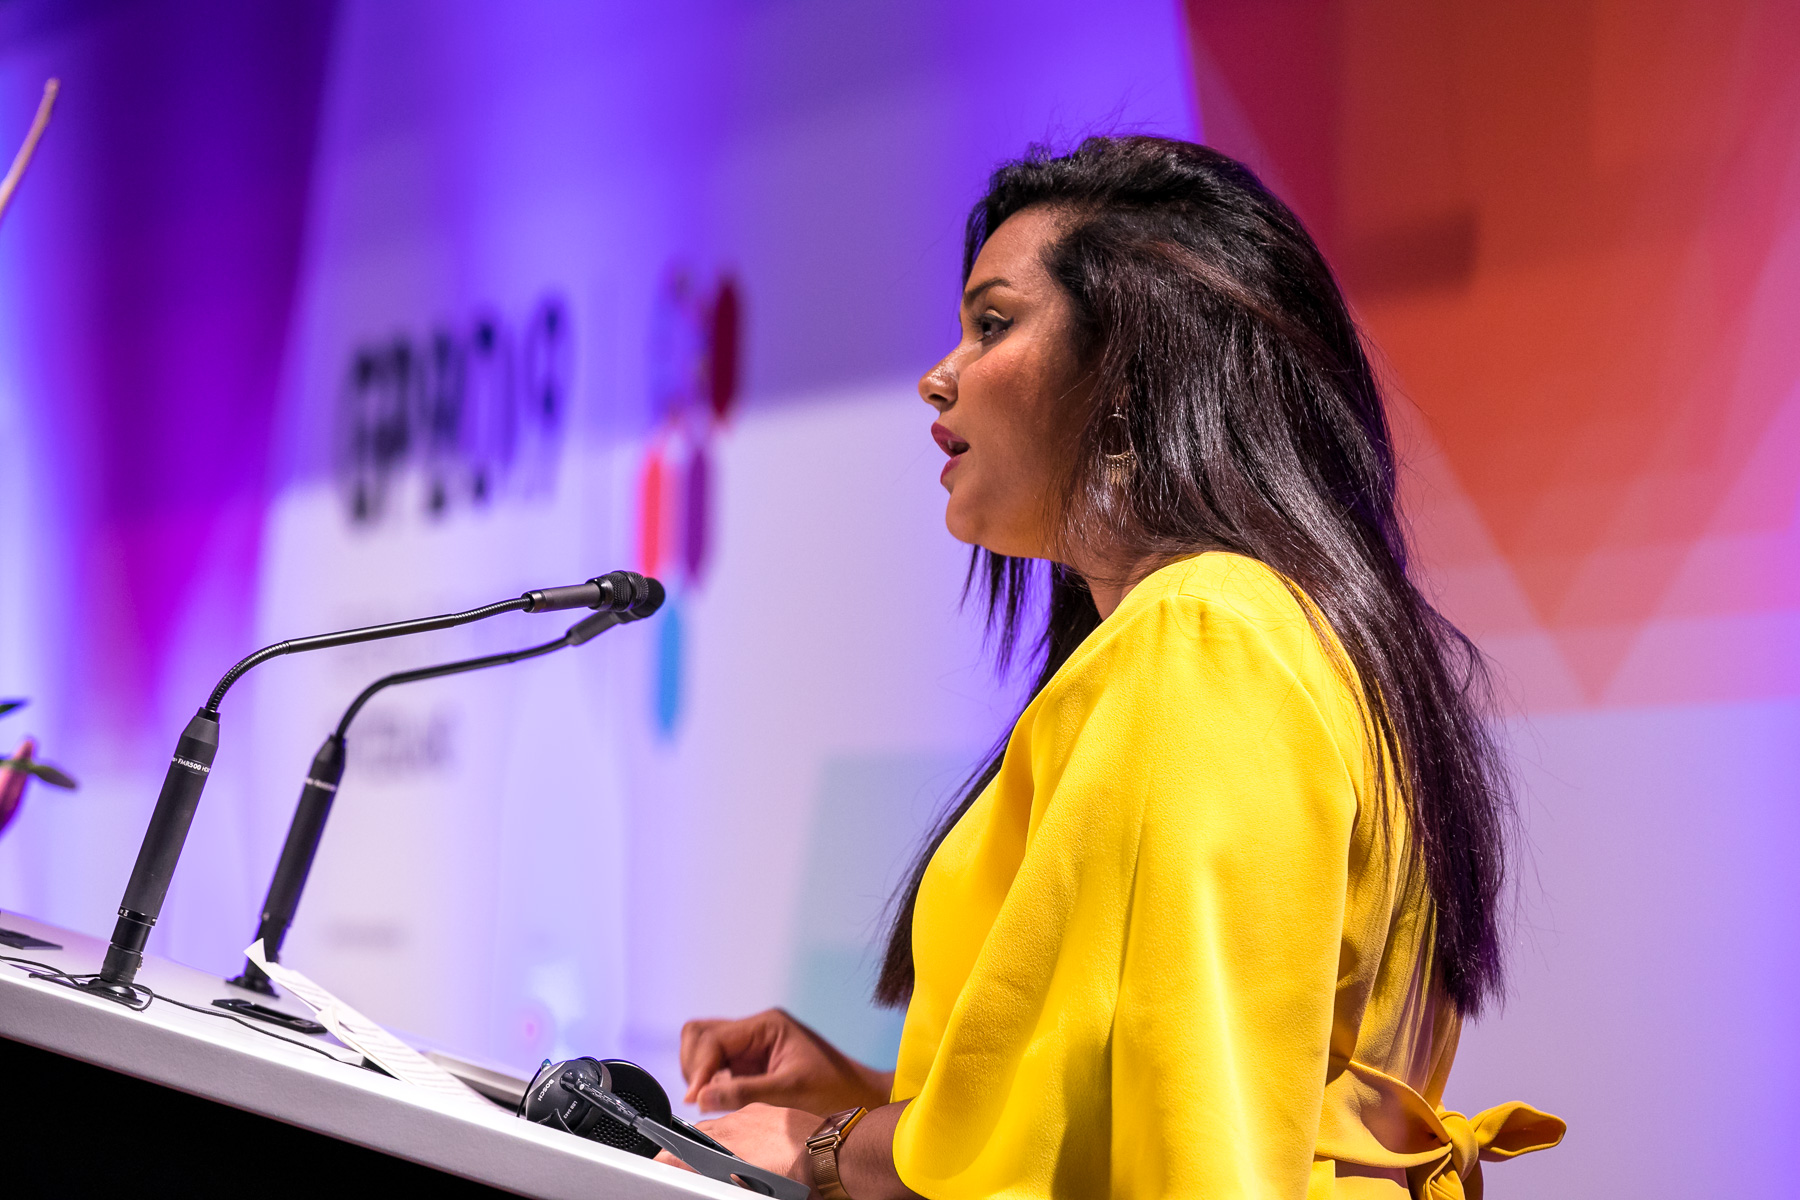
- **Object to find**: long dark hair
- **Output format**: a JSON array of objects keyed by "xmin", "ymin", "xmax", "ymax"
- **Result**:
[{"xmin": 876, "ymin": 136, "xmax": 1511, "ymax": 1016}]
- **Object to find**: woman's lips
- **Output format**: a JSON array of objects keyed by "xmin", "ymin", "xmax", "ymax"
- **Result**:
[{"xmin": 932, "ymin": 422, "xmax": 969, "ymax": 485}]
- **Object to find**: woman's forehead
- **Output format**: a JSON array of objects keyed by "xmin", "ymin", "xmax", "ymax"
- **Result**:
[{"xmin": 969, "ymin": 208, "xmax": 1066, "ymax": 293}]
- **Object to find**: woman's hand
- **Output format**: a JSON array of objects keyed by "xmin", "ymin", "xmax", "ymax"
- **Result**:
[
  {"xmin": 654, "ymin": 1103, "xmax": 817, "ymax": 1189},
  {"xmin": 657, "ymin": 1100, "xmax": 924, "ymax": 1200},
  {"xmin": 679, "ymin": 1008, "xmax": 893, "ymax": 1114}
]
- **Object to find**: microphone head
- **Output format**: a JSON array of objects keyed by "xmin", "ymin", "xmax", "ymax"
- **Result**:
[
  {"xmin": 625, "ymin": 576, "xmax": 665, "ymax": 621},
  {"xmin": 589, "ymin": 570, "xmax": 640, "ymax": 613},
  {"xmin": 587, "ymin": 571, "xmax": 665, "ymax": 620}
]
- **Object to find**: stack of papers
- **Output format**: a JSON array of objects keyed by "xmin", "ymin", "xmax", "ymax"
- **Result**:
[{"xmin": 245, "ymin": 940, "xmax": 496, "ymax": 1117}]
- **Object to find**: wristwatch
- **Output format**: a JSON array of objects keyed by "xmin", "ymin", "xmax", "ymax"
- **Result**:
[{"xmin": 806, "ymin": 1106, "xmax": 869, "ymax": 1200}]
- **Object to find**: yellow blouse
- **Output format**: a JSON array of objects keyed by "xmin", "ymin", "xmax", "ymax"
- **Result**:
[{"xmin": 890, "ymin": 554, "xmax": 1562, "ymax": 1199}]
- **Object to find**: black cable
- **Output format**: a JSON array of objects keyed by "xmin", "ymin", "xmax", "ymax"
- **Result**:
[
  {"xmin": 0, "ymin": 953, "xmax": 80, "ymax": 977},
  {"xmin": 0, "ymin": 955, "xmax": 346, "ymax": 1064},
  {"xmin": 1, "ymin": 954, "xmax": 150, "ymax": 1009},
  {"xmin": 143, "ymin": 989, "xmax": 347, "ymax": 1065}
]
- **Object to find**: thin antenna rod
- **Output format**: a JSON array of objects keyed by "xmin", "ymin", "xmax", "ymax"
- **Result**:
[{"xmin": 0, "ymin": 78, "xmax": 59, "ymax": 226}]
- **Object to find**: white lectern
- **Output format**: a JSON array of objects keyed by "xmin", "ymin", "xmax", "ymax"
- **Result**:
[{"xmin": 0, "ymin": 910, "xmax": 738, "ymax": 1198}]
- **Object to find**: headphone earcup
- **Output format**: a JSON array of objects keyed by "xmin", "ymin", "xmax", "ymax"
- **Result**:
[
  {"xmin": 595, "ymin": 1059, "xmax": 672, "ymax": 1158},
  {"xmin": 519, "ymin": 1057, "xmax": 612, "ymax": 1137}
]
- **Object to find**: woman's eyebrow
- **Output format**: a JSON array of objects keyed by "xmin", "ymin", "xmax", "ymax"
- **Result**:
[{"xmin": 962, "ymin": 276, "xmax": 1011, "ymax": 307}]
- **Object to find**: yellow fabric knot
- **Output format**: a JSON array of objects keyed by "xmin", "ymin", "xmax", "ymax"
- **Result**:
[
  {"xmin": 1412, "ymin": 1102, "xmax": 1566, "ymax": 1200},
  {"xmin": 1316, "ymin": 1059, "xmax": 1565, "ymax": 1199}
]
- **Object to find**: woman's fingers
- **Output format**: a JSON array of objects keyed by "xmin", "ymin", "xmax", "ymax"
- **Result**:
[
  {"xmin": 681, "ymin": 1008, "xmax": 882, "ymax": 1111},
  {"xmin": 680, "ymin": 1021, "xmax": 731, "ymax": 1101},
  {"xmin": 656, "ymin": 1116, "xmax": 731, "ymax": 1173},
  {"xmin": 695, "ymin": 1067, "xmax": 785, "ymax": 1113},
  {"xmin": 679, "ymin": 1017, "xmax": 730, "ymax": 1075},
  {"xmin": 681, "ymin": 1011, "xmax": 788, "ymax": 1103},
  {"xmin": 653, "ymin": 1149, "xmax": 696, "ymax": 1174},
  {"xmin": 681, "ymin": 1018, "xmax": 758, "ymax": 1099}
]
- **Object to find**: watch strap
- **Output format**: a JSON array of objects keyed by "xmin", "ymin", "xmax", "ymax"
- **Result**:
[{"xmin": 806, "ymin": 1106, "xmax": 868, "ymax": 1200}]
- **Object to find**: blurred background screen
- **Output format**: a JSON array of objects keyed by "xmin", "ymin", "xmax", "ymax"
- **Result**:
[{"xmin": 0, "ymin": 3, "xmax": 1795, "ymax": 1195}]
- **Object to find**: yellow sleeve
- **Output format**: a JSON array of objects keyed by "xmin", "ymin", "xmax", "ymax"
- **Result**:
[{"xmin": 892, "ymin": 570, "xmax": 1359, "ymax": 1199}]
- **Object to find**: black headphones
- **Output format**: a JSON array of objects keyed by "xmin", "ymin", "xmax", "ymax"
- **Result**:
[{"xmin": 518, "ymin": 1057, "xmax": 808, "ymax": 1200}]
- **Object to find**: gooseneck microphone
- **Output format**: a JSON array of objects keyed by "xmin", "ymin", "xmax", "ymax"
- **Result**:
[
  {"xmin": 82, "ymin": 572, "xmax": 659, "ymax": 1003},
  {"xmin": 226, "ymin": 574, "xmax": 663, "ymax": 995}
]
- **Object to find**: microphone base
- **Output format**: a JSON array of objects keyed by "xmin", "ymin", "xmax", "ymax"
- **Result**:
[
  {"xmin": 224, "ymin": 962, "xmax": 278, "ymax": 997},
  {"xmin": 69, "ymin": 976, "xmax": 148, "ymax": 1007},
  {"xmin": 93, "ymin": 915, "xmax": 151, "ymax": 995}
]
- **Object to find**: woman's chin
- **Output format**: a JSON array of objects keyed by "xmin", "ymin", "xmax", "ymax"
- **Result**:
[
  {"xmin": 945, "ymin": 513, "xmax": 1042, "ymax": 560},
  {"xmin": 944, "ymin": 511, "xmax": 982, "ymax": 546},
  {"xmin": 944, "ymin": 503, "xmax": 998, "ymax": 550}
]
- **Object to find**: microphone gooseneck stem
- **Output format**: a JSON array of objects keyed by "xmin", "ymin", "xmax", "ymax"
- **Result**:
[
  {"xmin": 94, "ymin": 586, "xmax": 608, "ymax": 999},
  {"xmin": 225, "ymin": 732, "xmax": 347, "ymax": 995},
  {"xmin": 96, "ymin": 708, "xmax": 220, "ymax": 994},
  {"xmin": 205, "ymin": 596, "xmax": 531, "ymax": 714},
  {"xmin": 333, "ymin": 628, "xmax": 592, "ymax": 738},
  {"xmin": 227, "ymin": 605, "xmax": 638, "ymax": 994}
]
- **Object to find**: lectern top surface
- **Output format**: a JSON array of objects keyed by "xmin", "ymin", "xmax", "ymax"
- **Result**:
[{"xmin": 0, "ymin": 910, "xmax": 737, "ymax": 1200}]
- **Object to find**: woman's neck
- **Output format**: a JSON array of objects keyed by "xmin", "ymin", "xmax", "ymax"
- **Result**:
[
  {"xmin": 1078, "ymin": 553, "xmax": 1161, "ymax": 620},
  {"xmin": 1084, "ymin": 575, "xmax": 1133, "ymax": 620}
]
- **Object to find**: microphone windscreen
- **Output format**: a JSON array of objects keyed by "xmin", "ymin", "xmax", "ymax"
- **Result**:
[{"xmin": 629, "ymin": 577, "xmax": 666, "ymax": 620}]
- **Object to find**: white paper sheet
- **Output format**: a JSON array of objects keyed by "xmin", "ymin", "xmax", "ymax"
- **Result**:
[{"xmin": 245, "ymin": 940, "xmax": 496, "ymax": 1117}]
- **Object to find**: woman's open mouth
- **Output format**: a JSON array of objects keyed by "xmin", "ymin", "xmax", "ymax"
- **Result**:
[{"xmin": 932, "ymin": 422, "xmax": 969, "ymax": 484}]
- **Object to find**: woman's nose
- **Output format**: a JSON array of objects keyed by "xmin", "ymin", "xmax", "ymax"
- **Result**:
[{"xmin": 919, "ymin": 355, "xmax": 956, "ymax": 411}]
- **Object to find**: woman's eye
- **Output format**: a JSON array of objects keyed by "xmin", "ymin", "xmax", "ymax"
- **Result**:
[{"xmin": 976, "ymin": 312, "xmax": 1011, "ymax": 341}]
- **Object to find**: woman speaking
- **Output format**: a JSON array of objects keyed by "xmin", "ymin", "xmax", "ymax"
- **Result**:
[{"xmin": 670, "ymin": 137, "xmax": 1563, "ymax": 1198}]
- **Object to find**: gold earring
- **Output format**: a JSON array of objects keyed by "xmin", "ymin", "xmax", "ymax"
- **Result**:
[{"xmin": 1102, "ymin": 411, "xmax": 1136, "ymax": 485}]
